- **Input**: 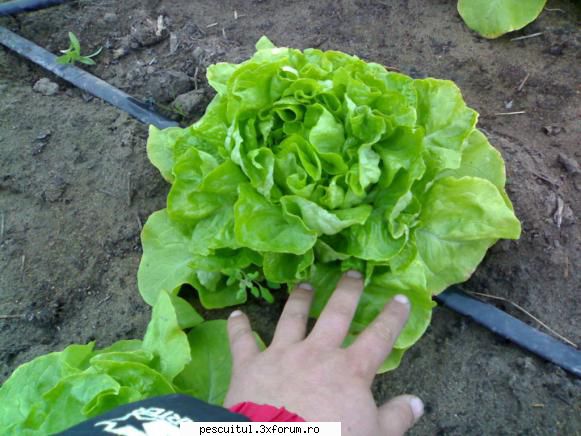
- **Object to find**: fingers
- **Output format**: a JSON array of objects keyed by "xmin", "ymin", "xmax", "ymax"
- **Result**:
[
  {"xmin": 308, "ymin": 271, "xmax": 364, "ymax": 348},
  {"xmin": 378, "ymin": 395, "xmax": 424, "ymax": 436},
  {"xmin": 271, "ymin": 284, "xmax": 314, "ymax": 347},
  {"xmin": 228, "ymin": 310, "xmax": 260, "ymax": 367},
  {"xmin": 348, "ymin": 295, "xmax": 410, "ymax": 378}
]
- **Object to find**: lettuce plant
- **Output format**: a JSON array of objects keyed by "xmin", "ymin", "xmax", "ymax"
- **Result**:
[
  {"xmin": 0, "ymin": 293, "xmax": 235, "ymax": 434},
  {"xmin": 139, "ymin": 37, "xmax": 521, "ymax": 370},
  {"xmin": 458, "ymin": 0, "xmax": 547, "ymax": 39}
]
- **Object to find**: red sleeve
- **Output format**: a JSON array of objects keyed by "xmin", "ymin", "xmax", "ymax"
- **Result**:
[{"xmin": 228, "ymin": 402, "xmax": 306, "ymax": 422}]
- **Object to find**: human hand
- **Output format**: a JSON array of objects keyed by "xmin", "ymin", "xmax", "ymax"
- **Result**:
[{"xmin": 224, "ymin": 271, "xmax": 424, "ymax": 435}]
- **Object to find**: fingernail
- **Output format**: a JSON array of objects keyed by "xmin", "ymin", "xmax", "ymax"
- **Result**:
[
  {"xmin": 298, "ymin": 282, "xmax": 314, "ymax": 291},
  {"xmin": 409, "ymin": 397, "xmax": 424, "ymax": 420},
  {"xmin": 394, "ymin": 294, "xmax": 410, "ymax": 306},
  {"xmin": 346, "ymin": 270, "xmax": 363, "ymax": 279},
  {"xmin": 229, "ymin": 310, "xmax": 243, "ymax": 318}
]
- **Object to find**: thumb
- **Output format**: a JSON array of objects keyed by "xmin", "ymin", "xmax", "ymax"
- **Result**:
[{"xmin": 378, "ymin": 395, "xmax": 424, "ymax": 436}]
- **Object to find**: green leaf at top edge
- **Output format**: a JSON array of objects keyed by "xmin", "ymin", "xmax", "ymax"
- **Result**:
[{"xmin": 458, "ymin": 0, "xmax": 547, "ymax": 39}]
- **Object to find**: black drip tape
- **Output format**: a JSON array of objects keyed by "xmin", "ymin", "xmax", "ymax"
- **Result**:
[
  {"xmin": 1, "ymin": 20, "xmax": 579, "ymax": 378},
  {"xmin": 436, "ymin": 287, "xmax": 580, "ymax": 378},
  {"xmin": 0, "ymin": 0, "xmax": 71, "ymax": 16},
  {"xmin": 0, "ymin": 26, "xmax": 178, "ymax": 129}
]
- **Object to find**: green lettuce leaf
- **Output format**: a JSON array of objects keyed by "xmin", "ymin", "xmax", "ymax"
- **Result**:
[
  {"xmin": 143, "ymin": 291, "xmax": 194, "ymax": 380},
  {"xmin": 138, "ymin": 209, "xmax": 196, "ymax": 305},
  {"xmin": 173, "ymin": 320, "xmax": 232, "ymax": 405},
  {"xmin": 458, "ymin": 0, "xmax": 547, "ymax": 39},
  {"xmin": 0, "ymin": 343, "xmax": 94, "ymax": 434},
  {"xmin": 234, "ymin": 184, "xmax": 317, "ymax": 254},
  {"xmin": 415, "ymin": 176, "xmax": 521, "ymax": 292}
]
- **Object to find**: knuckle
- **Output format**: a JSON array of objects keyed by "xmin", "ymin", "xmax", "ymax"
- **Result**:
[
  {"xmin": 292, "ymin": 288, "xmax": 313, "ymax": 301},
  {"xmin": 230, "ymin": 325, "xmax": 251, "ymax": 344},
  {"xmin": 350, "ymin": 353, "xmax": 373, "ymax": 379},
  {"xmin": 284, "ymin": 309, "xmax": 308, "ymax": 322},
  {"xmin": 329, "ymin": 301, "xmax": 354, "ymax": 319},
  {"xmin": 371, "ymin": 319, "xmax": 395, "ymax": 344},
  {"xmin": 388, "ymin": 300, "xmax": 410, "ymax": 322}
]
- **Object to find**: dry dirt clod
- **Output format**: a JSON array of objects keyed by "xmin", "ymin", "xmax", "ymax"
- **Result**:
[
  {"xmin": 33, "ymin": 130, "xmax": 52, "ymax": 155},
  {"xmin": 516, "ymin": 356, "xmax": 536, "ymax": 373},
  {"xmin": 103, "ymin": 12, "xmax": 117, "ymax": 24},
  {"xmin": 557, "ymin": 153, "xmax": 579, "ymax": 175},
  {"xmin": 113, "ymin": 36, "xmax": 132, "ymax": 59},
  {"xmin": 560, "ymin": 204, "xmax": 576, "ymax": 227},
  {"xmin": 543, "ymin": 125, "xmax": 564, "ymax": 136},
  {"xmin": 36, "ymin": 131, "xmax": 51, "ymax": 141},
  {"xmin": 32, "ymin": 142, "xmax": 48, "ymax": 156},
  {"xmin": 169, "ymin": 33, "xmax": 179, "ymax": 54},
  {"xmin": 131, "ymin": 16, "xmax": 169, "ymax": 47},
  {"xmin": 172, "ymin": 89, "xmax": 205, "ymax": 115},
  {"xmin": 42, "ymin": 176, "xmax": 67, "ymax": 202},
  {"xmin": 553, "ymin": 196, "xmax": 564, "ymax": 228},
  {"xmin": 192, "ymin": 46, "xmax": 206, "ymax": 64},
  {"xmin": 32, "ymin": 78, "xmax": 59, "ymax": 96},
  {"xmin": 144, "ymin": 70, "xmax": 192, "ymax": 103},
  {"xmin": 548, "ymin": 44, "xmax": 564, "ymax": 56},
  {"xmin": 156, "ymin": 15, "xmax": 166, "ymax": 37},
  {"xmin": 0, "ymin": 212, "xmax": 5, "ymax": 243}
]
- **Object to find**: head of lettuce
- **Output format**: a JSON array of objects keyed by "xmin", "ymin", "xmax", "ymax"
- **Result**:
[{"xmin": 139, "ymin": 36, "xmax": 521, "ymax": 370}]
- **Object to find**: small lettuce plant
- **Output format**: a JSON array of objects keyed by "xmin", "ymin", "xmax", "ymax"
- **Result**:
[{"xmin": 0, "ymin": 293, "xmax": 237, "ymax": 434}]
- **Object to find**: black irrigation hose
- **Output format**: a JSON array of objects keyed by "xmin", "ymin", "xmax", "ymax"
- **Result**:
[
  {"xmin": 436, "ymin": 287, "xmax": 581, "ymax": 378},
  {"xmin": 0, "ymin": 26, "xmax": 178, "ymax": 129},
  {"xmin": 1, "ymin": 24, "xmax": 580, "ymax": 379},
  {"xmin": 0, "ymin": 0, "xmax": 71, "ymax": 16}
]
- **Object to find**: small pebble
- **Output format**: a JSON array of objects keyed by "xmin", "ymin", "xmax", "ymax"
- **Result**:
[
  {"xmin": 103, "ymin": 12, "xmax": 117, "ymax": 23},
  {"xmin": 192, "ymin": 46, "xmax": 205, "ymax": 63},
  {"xmin": 169, "ymin": 33, "xmax": 179, "ymax": 54},
  {"xmin": 548, "ymin": 44, "xmax": 564, "ymax": 56},
  {"xmin": 543, "ymin": 125, "xmax": 563, "ymax": 136},
  {"xmin": 558, "ymin": 153, "xmax": 579, "ymax": 175},
  {"xmin": 32, "ymin": 78, "xmax": 59, "ymax": 96},
  {"xmin": 36, "ymin": 130, "xmax": 51, "ymax": 140}
]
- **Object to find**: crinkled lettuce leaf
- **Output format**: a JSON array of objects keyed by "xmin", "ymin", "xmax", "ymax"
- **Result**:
[
  {"xmin": 139, "ymin": 36, "xmax": 521, "ymax": 371},
  {"xmin": 0, "ymin": 292, "xmax": 237, "ymax": 435}
]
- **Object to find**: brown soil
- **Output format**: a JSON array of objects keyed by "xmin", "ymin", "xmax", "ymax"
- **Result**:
[{"xmin": 1, "ymin": 1, "xmax": 580, "ymax": 434}]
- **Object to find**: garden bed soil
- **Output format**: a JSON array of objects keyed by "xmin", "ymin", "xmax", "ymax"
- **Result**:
[{"xmin": 1, "ymin": 1, "xmax": 579, "ymax": 434}]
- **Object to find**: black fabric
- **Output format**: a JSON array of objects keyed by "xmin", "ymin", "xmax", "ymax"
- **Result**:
[{"xmin": 59, "ymin": 394, "xmax": 249, "ymax": 435}]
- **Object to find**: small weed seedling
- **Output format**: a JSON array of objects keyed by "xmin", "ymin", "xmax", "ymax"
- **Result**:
[{"xmin": 57, "ymin": 32, "xmax": 102, "ymax": 66}]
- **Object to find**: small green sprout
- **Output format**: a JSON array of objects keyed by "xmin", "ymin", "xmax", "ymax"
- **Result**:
[
  {"xmin": 229, "ymin": 270, "xmax": 275, "ymax": 303},
  {"xmin": 57, "ymin": 32, "xmax": 102, "ymax": 66}
]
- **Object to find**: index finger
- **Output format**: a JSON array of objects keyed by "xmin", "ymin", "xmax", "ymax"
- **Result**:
[{"xmin": 308, "ymin": 271, "xmax": 364, "ymax": 348}]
